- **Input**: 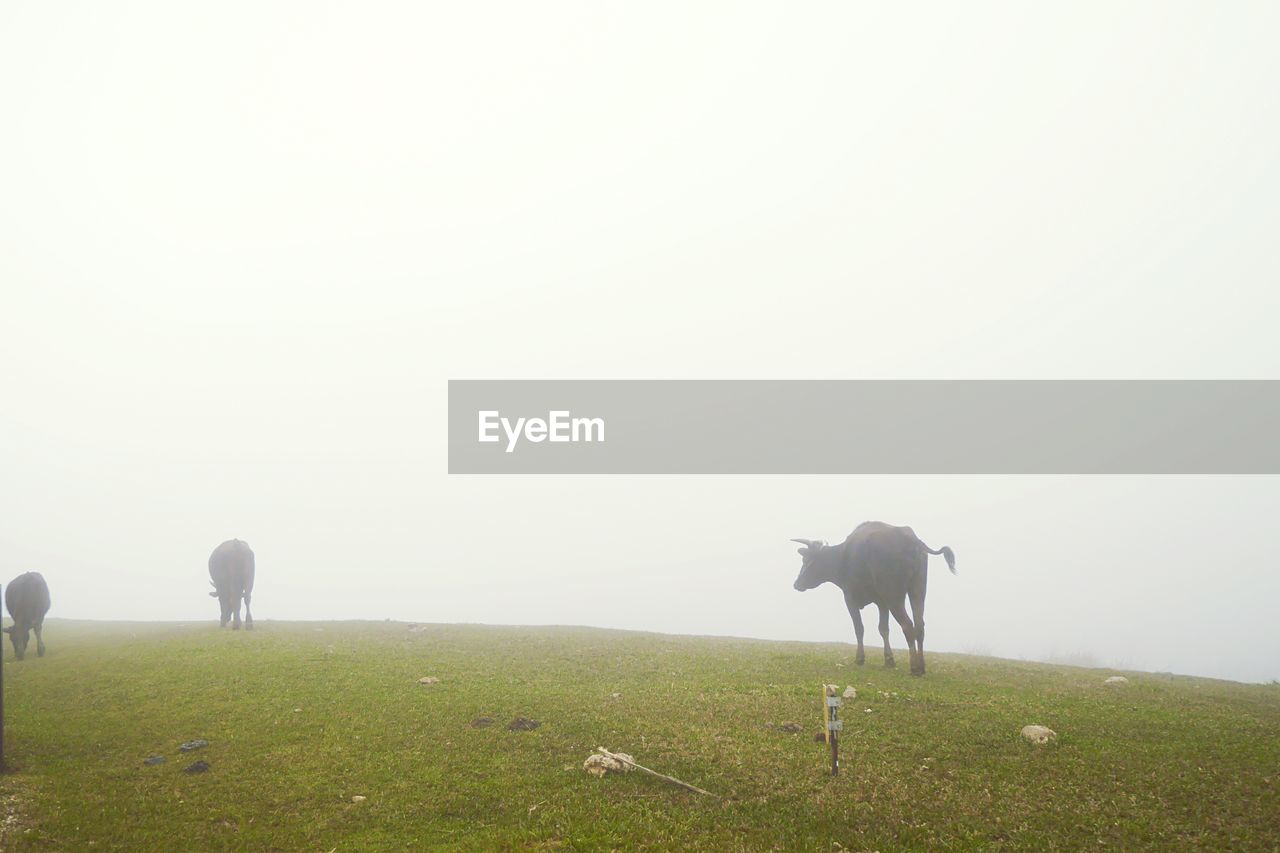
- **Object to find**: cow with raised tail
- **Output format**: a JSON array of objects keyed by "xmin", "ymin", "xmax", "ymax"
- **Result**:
[
  {"xmin": 791, "ymin": 521, "xmax": 956, "ymax": 676},
  {"xmin": 209, "ymin": 539, "xmax": 255, "ymax": 630},
  {"xmin": 4, "ymin": 571, "xmax": 51, "ymax": 660}
]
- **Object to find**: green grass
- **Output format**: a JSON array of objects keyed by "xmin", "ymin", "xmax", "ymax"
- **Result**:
[{"xmin": 2, "ymin": 620, "xmax": 1278, "ymax": 850}]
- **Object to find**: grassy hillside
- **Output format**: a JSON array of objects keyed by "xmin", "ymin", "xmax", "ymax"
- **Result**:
[{"xmin": 1, "ymin": 620, "xmax": 1277, "ymax": 850}]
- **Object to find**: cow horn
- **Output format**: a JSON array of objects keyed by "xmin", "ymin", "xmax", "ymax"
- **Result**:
[{"xmin": 790, "ymin": 538, "xmax": 818, "ymax": 548}]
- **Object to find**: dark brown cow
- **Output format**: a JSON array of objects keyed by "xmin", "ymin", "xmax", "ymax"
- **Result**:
[
  {"xmin": 792, "ymin": 521, "xmax": 956, "ymax": 676},
  {"xmin": 208, "ymin": 539, "xmax": 255, "ymax": 630},
  {"xmin": 4, "ymin": 571, "xmax": 51, "ymax": 660}
]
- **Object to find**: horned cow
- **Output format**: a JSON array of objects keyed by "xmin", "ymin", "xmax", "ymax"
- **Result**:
[{"xmin": 792, "ymin": 521, "xmax": 956, "ymax": 676}]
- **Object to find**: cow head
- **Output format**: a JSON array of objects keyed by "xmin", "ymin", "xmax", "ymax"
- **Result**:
[
  {"xmin": 790, "ymin": 538, "xmax": 835, "ymax": 591},
  {"xmin": 3, "ymin": 624, "xmax": 31, "ymax": 660}
]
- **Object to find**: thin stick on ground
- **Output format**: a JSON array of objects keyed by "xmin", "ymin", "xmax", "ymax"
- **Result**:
[{"xmin": 595, "ymin": 747, "xmax": 718, "ymax": 797}]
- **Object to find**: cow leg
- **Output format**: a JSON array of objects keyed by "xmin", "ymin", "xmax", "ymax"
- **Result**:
[
  {"xmin": 889, "ymin": 600, "xmax": 922, "ymax": 676},
  {"xmin": 232, "ymin": 595, "xmax": 242, "ymax": 630},
  {"xmin": 34, "ymin": 618, "xmax": 46, "ymax": 657},
  {"xmin": 909, "ymin": 579, "xmax": 926, "ymax": 676},
  {"xmin": 878, "ymin": 606, "xmax": 895, "ymax": 668},
  {"xmin": 243, "ymin": 591, "xmax": 253, "ymax": 630},
  {"xmin": 844, "ymin": 594, "xmax": 865, "ymax": 665}
]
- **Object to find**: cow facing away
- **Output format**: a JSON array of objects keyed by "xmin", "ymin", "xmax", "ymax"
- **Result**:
[
  {"xmin": 792, "ymin": 521, "xmax": 956, "ymax": 676},
  {"xmin": 209, "ymin": 539, "xmax": 255, "ymax": 630},
  {"xmin": 4, "ymin": 571, "xmax": 51, "ymax": 660}
]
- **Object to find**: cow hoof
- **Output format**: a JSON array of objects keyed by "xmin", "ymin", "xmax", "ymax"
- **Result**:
[
  {"xmin": 884, "ymin": 659, "xmax": 896, "ymax": 669},
  {"xmin": 232, "ymin": 623, "xmax": 241, "ymax": 631}
]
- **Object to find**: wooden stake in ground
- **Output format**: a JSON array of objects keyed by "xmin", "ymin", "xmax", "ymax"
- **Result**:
[
  {"xmin": 595, "ymin": 747, "xmax": 718, "ymax": 797},
  {"xmin": 823, "ymin": 684, "xmax": 842, "ymax": 776}
]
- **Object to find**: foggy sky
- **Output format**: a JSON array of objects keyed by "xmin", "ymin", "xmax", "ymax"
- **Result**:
[{"xmin": 3, "ymin": 3, "xmax": 1278, "ymax": 682}]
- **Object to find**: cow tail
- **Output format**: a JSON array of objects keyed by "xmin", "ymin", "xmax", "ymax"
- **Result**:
[{"xmin": 924, "ymin": 543, "xmax": 957, "ymax": 575}]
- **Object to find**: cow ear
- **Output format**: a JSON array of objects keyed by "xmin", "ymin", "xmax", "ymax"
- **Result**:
[{"xmin": 208, "ymin": 591, "xmax": 219, "ymax": 598}]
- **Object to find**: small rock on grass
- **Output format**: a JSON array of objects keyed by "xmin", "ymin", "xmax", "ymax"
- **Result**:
[
  {"xmin": 843, "ymin": 686, "xmax": 857, "ymax": 699},
  {"xmin": 470, "ymin": 717, "xmax": 494, "ymax": 728},
  {"xmin": 351, "ymin": 795, "xmax": 367, "ymax": 804},
  {"xmin": 583, "ymin": 751, "xmax": 635, "ymax": 777},
  {"xmin": 143, "ymin": 755, "xmax": 166, "ymax": 766},
  {"xmin": 508, "ymin": 716, "xmax": 540, "ymax": 731},
  {"xmin": 1021, "ymin": 725, "xmax": 1057, "ymax": 744},
  {"xmin": 1104, "ymin": 675, "xmax": 1129, "ymax": 685},
  {"xmin": 775, "ymin": 721, "xmax": 802, "ymax": 734},
  {"xmin": 184, "ymin": 760, "xmax": 211, "ymax": 774},
  {"xmin": 418, "ymin": 676, "xmax": 440, "ymax": 685},
  {"xmin": 179, "ymin": 739, "xmax": 209, "ymax": 752}
]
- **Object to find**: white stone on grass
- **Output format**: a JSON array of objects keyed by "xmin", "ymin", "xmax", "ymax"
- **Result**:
[
  {"xmin": 583, "ymin": 751, "xmax": 635, "ymax": 777},
  {"xmin": 1021, "ymin": 725, "xmax": 1057, "ymax": 744}
]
